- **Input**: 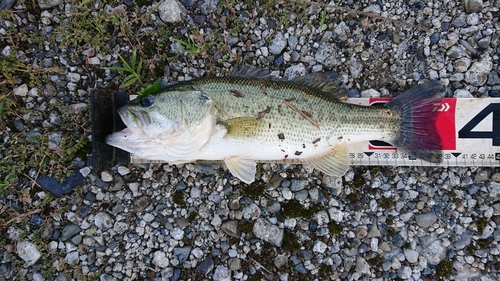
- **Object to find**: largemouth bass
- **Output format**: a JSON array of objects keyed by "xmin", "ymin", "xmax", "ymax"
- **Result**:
[{"xmin": 106, "ymin": 70, "xmax": 445, "ymax": 183}]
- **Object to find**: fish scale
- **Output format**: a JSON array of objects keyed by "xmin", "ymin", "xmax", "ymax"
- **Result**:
[{"xmin": 106, "ymin": 72, "xmax": 445, "ymax": 183}]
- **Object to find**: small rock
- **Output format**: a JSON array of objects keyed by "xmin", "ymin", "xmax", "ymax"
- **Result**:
[
  {"xmin": 61, "ymin": 224, "xmax": 81, "ymax": 242},
  {"xmin": 213, "ymin": 265, "xmax": 230, "ymax": 281},
  {"xmin": 404, "ymin": 249, "xmax": 419, "ymax": 263},
  {"xmin": 153, "ymin": 251, "xmax": 169, "ymax": 268},
  {"xmin": 415, "ymin": 212, "xmax": 437, "ymax": 228},
  {"xmin": 79, "ymin": 167, "xmax": 91, "ymax": 177},
  {"xmin": 94, "ymin": 212, "xmax": 114, "ymax": 230},
  {"xmin": 253, "ymin": 218, "xmax": 283, "ymax": 247},
  {"xmin": 464, "ymin": 0, "xmax": 483, "ymax": 13},
  {"xmin": 101, "ymin": 171, "xmax": 113, "ymax": 182},
  {"xmin": 199, "ymin": 0, "xmax": 217, "ymax": 15},
  {"xmin": 17, "ymin": 240, "xmax": 42, "ymax": 266},
  {"xmin": 453, "ymin": 58, "xmax": 471, "ymax": 73},
  {"xmin": 274, "ymin": 254, "xmax": 288, "ymax": 268},
  {"xmin": 64, "ymin": 251, "xmax": 79, "ymax": 264},
  {"xmin": 454, "ymin": 89, "xmax": 473, "ymax": 98},
  {"xmin": 36, "ymin": 171, "xmax": 84, "ymax": 197},
  {"xmin": 465, "ymin": 56, "xmax": 493, "ymax": 86},
  {"xmin": 242, "ymin": 203, "xmax": 261, "ymax": 220},
  {"xmin": 355, "ymin": 256, "xmax": 370, "ymax": 275},
  {"xmin": 196, "ymin": 257, "xmax": 214, "ymax": 275},
  {"xmin": 158, "ymin": 0, "xmax": 188, "ymax": 23},
  {"xmin": 13, "ymin": 84, "xmax": 29, "ymax": 96},
  {"xmin": 367, "ymin": 223, "xmax": 382, "ymax": 238},
  {"xmin": 421, "ymin": 240, "xmax": 446, "ymax": 265},
  {"xmin": 221, "ymin": 220, "xmax": 240, "ymax": 238},
  {"xmin": 397, "ymin": 266, "xmax": 412, "ymax": 279},
  {"xmin": 360, "ymin": 89, "xmax": 381, "ymax": 98},
  {"xmin": 117, "ymin": 166, "xmax": 130, "ymax": 176},
  {"xmin": 269, "ymin": 32, "xmax": 287, "ymax": 55},
  {"xmin": 313, "ymin": 240, "xmax": 328, "ymax": 253},
  {"xmin": 66, "ymin": 73, "xmax": 81, "ymax": 83},
  {"xmin": 174, "ymin": 247, "xmax": 191, "ymax": 263},
  {"xmin": 38, "ymin": 0, "xmax": 63, "ymax": 9}
]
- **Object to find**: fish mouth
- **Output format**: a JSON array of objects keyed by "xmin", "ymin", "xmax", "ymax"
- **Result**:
[{"xmin": 117, "ymin": 107, "xmax": 151, "ymax": 133}]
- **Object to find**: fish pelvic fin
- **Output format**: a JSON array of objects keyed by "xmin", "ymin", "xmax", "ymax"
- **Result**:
[
  {"xmin": 308, "ymin": 142, "xmax": 350, "ymax": 177},
  {"xmin": 224, "ymin": 156, "xmax": 257, "ymax": 184},
  {"xmin": 386, "ymin": 81, "xmax": 446, "ymax": 163}
]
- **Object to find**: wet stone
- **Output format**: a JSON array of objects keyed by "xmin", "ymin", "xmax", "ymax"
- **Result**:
[{"xmin": 61, "ymin": 224, "xmax": 81, "ymax": 242}]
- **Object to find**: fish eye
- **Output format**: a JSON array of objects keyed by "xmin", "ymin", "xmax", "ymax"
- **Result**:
[{"xmin": 140, "ymin": 95, "xmax": 155, "ymax": 108}]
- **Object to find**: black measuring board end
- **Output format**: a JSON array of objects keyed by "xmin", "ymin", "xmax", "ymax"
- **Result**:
[{"xmin": 91, "ymin": 89, "xmax": 130, "ymax": 174}]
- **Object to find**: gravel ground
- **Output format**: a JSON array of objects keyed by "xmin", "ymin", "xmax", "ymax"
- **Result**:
[{"xmin": 1, "ymin": 0, "xmax": 500, "ymax": 280}]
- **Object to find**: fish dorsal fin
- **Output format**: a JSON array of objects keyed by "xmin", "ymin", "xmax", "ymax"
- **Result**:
[
  {"xmin": 307, "ymin": 142, "xmax": 349, "ymax": 177},
  {"xmin": 290, "ymin": 72, "xmax": 348, "ymax": 102},
  {"xmin": 224, "ymin": 156, "xmax": 257, "ymax": 184},
  {"xmin": 230, "ymin": 66, "xmax": 271, "ymax": 79},
  {"xmin": 220, "ymin": 117, "xmax": 265, "ymax": 138}
]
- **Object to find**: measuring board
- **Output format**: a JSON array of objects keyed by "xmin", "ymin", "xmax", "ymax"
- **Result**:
[{"xmin": 127, "ymin": 97, "xmax": 500, "ymax": 168}]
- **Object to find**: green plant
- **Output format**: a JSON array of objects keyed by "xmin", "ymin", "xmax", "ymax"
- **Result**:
[
  {"xmin": 172, "ymin": 36, "xmax": 215, "ymax": 55},
  {"xmin": 319, "ymin": 7, "xmax": 327, "ymax": 29},
  {"xmin": 102, "ymin": 50, "xmax": 162, "ymax": 97},
  {"xmin": 435, "ymin": 259, "xmax": 453, "ymax": 277}
]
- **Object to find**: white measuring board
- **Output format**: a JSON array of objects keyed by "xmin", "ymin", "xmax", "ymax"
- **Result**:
[{"xmin": 130, "ymin": 98, "xmax": 500, "ymax": 168}]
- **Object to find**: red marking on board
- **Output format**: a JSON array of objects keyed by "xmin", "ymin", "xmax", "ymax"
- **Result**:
[
  {"xmin": 434, "ymin": 98, "xmax": 456, "ymax": 150},
  {"xmin": 367, "ymin": 98, "xmax": 457, "ymax": 151}
]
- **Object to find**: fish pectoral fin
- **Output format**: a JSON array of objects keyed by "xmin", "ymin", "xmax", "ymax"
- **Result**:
[
  {"xmin": 224, "ymin": 156, "xmax": 257, "ymax": 184},
  {"xmin": 307, "ymin": 142, "xmax": 350, "ymax": 177},
  {"xmin": 221, "ymin": 117, "xmax": 264, "ymax": 138}
]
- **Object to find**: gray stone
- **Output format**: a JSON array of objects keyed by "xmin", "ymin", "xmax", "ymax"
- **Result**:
[
  {"xmin": 66, "ymin": 72, "xmax": 81, "ymax": 83},
  {"xmin": 487, "ymin": 71, "xmax": 500, "ymax": 85},
  {"xmin": 415, "ymin": 212, "xmax": 437, "ymax": 228},
  {"xmin": 94, "ymin": 212, "xmax": 114, "ymax": 230},
  {"xmin": 454, "ymin": 89, "xmax": 473, "ymax": 98},
  {"xmin": 355, "ymin": 256, "xmax": 370, "ymax": 275},
  {"xmin": 13, "ymin": 84, "xmax": 28, "ymax": 96},
  {"xmin": 315, "ymin": 44, "xmax": 339, "ymax": 67},
  {"xmin": 333, "ymin": 21, "xmax": 350, "ymax": 41},
  {"xmin": 196, "ymin": 257, "xmax": 214, "ymax": 275},
  {"xmin": 242, "ymin": 203, "xmax": 261, "ymax": 220},
  {"xmin": 158, "ymin": 0, "xmax": 188, "ymax": 23},
  {"xmin": 269, "ymin": 32, "xmax": 287, "ymax": 55},
  {"xmin": 153, "ymin": 251, "xmax": 169, "ymax": 268},
  {"xmin": 274, "ymin": 254, "xmax": 288, "ymax": 268},
  {"xmin": 465, "ymin": 56, "xmax": 493, "ymax": 86},
  {"xmin": 283, "ymin": 64, "xmax": 306, "ymax": 80},
  {"xmin": 221, "ymin": 220, "xmax": 240, "ymax": 238},
  {"xmin": 228, "ymin": 258, "xmax": 241, "ymax": 271},
  {"xmin": 213, "ymin": 265, "xmax": 230, "ymax": 281},
  {"xmin": 453, "ymin": 58, "xmax": 471, "ymax": 72},
  {"xmin": 253, "ymin": 218, "xmax": 283, "ymax": 247},
  {"xmin": 397, "ymin": 266, "xmax": 412, "ymax": 279},
  {"xmin": 267, "ymin": 200, "xmax": 281, "ymax": 214},
  {"xmin": 294, "ymin": 190, "xmax": 308, "ymax": 201},
  {"xmin": 199, "ymin": 0, "xmax": 218, "ymax": 15},
  {"xmin": 421, "ymin": 240, "xmax": 446, "ymax": 265},
  {"xmin": 360, "ymin": 89, "xmax": 381, "ymax": 98},
  {"xmin": 174, "ymin": 247, "xmax": 191, "ymax": 263},
  {"xmin": 367, "ymin": 223, "xmax": 382, "ymax": 238},
  {"xmin": 464, "ymin": 0, "xmax": 483, "ymax": 13},
  {"xmin": 17, "ymin": 240, "xmax": 42, "ymax": 266},
  {"xmin": 454, "ymin": 230, "xmax": 474, "ymax": 249},
  {"xmin": 38, "ymin": 0, "xmax": 63, "ymax": 9},
  {"xmin": 61, "ymin": 224, "xmax": 81, "ymax": 242},
  {"xmin": 404, "ymin": 249, "xmax": 419, "ymax": 263},
  {"xmin": 64, "ymin": 251, "xmax": 79, "ymax": 264}
]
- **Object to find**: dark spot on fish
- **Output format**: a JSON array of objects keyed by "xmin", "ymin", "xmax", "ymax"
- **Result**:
[
  {"xmin": 278, "ymin": 104, "xmax": 282, "ymax": 113},
  {"xmin": 268, "ymin": 123, "xmax": 272, "ymax": 129},
  {"xmin": 302, "ymin": 98, "xmax": 308, "ymax": 102},
  {"xmin": 230, "ymin": 89, "xmax": 245, "ymax": 98},
  {"xmin": 281, "ymin": 149, "xmax": 285, "ymax": 152},
  {"xmin": 284, "ymin": 155, "xmax": 288, "ymax": 159},
  {"xmin": 284, "ymin": 97, "xmax": 296, "ymax": 102},
  {"xmin": 262, "ymin": 85, "xmax": 267, "ymax": 95},
  {"xmin": 257, "ymin": 106, "xmax": 271, "ymax": 119},
  {"xmin": 278, "ymin": 133, "xmax": 285, "ymax": 140},
  {"xmin": 312, "ymin": 138, "xmax": 321, "ymax": 144},
  {"xmin": 295, "ymin": 151, "xmax": 302, "ymax": 156},
  {"xmin": 302, "ymin": 144, "xmax": 306, "ymax": 149},
  {"xmin": 338, "ymin": 136, "xmax": 343, "ymax": 140}
]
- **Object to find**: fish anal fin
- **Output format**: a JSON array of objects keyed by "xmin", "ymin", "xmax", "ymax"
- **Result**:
[
  {"xmin": 307, "ymin": 142, "xmax": 350, "ymax": 177},
  {"xmin": 224, "ymin": 156, "xmax": 257, "ymax": 184}
]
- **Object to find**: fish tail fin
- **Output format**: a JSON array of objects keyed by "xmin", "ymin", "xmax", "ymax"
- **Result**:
[{"xmin": 386, "ymin": 81, "xmax": 446, "ymax": 163}]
